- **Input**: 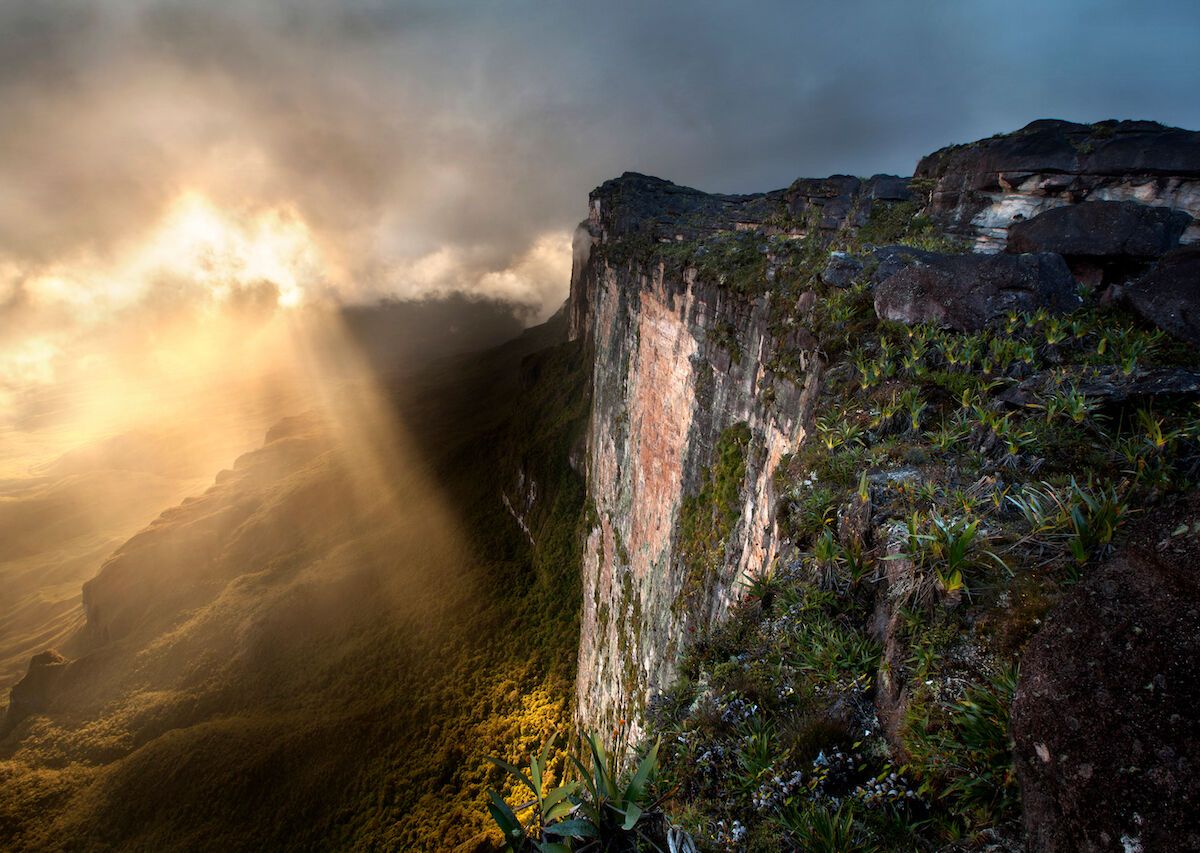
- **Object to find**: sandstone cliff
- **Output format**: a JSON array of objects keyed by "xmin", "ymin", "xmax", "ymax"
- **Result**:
[{"xmin": 568, "ymin": 178, "xmax": 818, "ymax": 745}]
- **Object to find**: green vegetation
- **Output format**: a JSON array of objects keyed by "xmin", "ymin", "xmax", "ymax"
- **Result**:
[
  {"xmin": 677, "ymin": 422, "xmax": 753, "ymax": 607},
  {"xmin": 903, "ymin": 666, "xmax": 1019, "ymax": 828},
  {"xmin": 857, "ymin": 198, "xmax": 965, "ymax": 253},
  {"xmin": 486, "ymin": 733, "xmax": 664, "ymax": 851},
  {"xmin": 0, "ymin": 318, "xmax": 593, "ymax": 853}
]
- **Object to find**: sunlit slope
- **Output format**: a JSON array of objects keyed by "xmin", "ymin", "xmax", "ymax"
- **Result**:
[
  {"xmin": 0, "ymin": 315, "xmax": 588, "ymax": 851},
  {"xmin": 0, "ymin": 417, "xmax": 302, "ymax": 691}
]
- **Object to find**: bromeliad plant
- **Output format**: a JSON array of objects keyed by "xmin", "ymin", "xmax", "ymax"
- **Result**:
[
  {"xmin": 570, "ymin": 735, "xmax": 662, "ymax": 849},
  {"xmin": 488, "ymin": 735, "xmax": 585, "ymax": 851},
  {"xmin": 903, "ymin": 666, "xmax": 1019, "ymax": 829},
  {"xmin": 1007, "ymin": 477, "xmax": 1128, "ymax": 578},
  {"xmin": 487, "ymin": 733, "xmax": 663, "ymax": 852},
  {"xmin": 887, "ymin": 510, "xmax": 1006, "ymax": 605}
]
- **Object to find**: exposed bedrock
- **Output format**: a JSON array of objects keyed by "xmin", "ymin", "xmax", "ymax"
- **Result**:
[{"xmin": 917, "ymin": 119, "xmax": 1200, "ymax": 252}]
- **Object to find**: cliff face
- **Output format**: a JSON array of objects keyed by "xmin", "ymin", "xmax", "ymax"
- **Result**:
[
  {"xmin": 568, "ymin": 178, "xmax": 823, "ymax": 745},
  {"xmin": 570, "ymin": 120, "xmax": 1200, "ymax": 752}
]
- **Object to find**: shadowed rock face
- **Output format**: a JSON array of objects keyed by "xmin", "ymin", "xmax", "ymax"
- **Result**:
[
  {"xmin": 1012, "ymin": 495, "xmax": 1200, "ymax": 853},
  {"xmin": 916, "ymin": 119, "xmax": 1200, "ymax": 251},
  {"xmin": 2, "ymin": 650, "xmax": 68, "ymax": 734},
  {"xmin": 873, "ymin": 251, "xmax": 1079, "ymax": 331},
  {"xmin": 1124, "ymin": 245, "xmax": 1200, "ymax": 346},
  {"xmin": 1006, "ymin": 200, "xmax": 1192, "ymax": 259},
  {"xmin": 784, "ymin": 174, "xmax": 910, "ymax": 230}
]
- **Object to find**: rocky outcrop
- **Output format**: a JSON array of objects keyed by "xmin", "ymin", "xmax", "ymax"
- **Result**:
[
  {"xmin": 583, "ymin": 172, "xmax": 910, "ymax": 248},
  {"xmin": 873, "ymin": 250, "xmax": 1079, "ymax": 331},
  {"xmin": 1006, "ymin": 200, "xmax": 1192, "ymax": 259},
  {"xmin": 785, "ymin": 174, "xmax": 909, "ymax": 230},
  {"xmin": 569, "ymin": 179, "xmax": 821, "ymax": 747},
  {"xmin": 584, "ymin": 173, "xmax": 787, "ymax": 244},
  {"xmin": 917, "ymin": 119, "xmax": 1200, "ymax": 252},
  {"xmin": 1123, "ymin": 245, "xmax": 1200, "ymax": 346},
  {"xmin": 1012, "ymin": 495, "xmax": 1200, "ymax": 853},
  {"xmin": 2, "ymin": 650, "xmax": 68, "ymax": 734}
]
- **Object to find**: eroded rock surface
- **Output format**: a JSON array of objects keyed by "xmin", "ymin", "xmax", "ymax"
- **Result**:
[
  {"xmin": 1012, "ymin": 495, "xmax": 1200, "ymax": 853},
  {"xmin": 874, "ymin": 251, "xmax": 1079, "ymax": 331},
  {"xmin": 917, "ymin": 119, "xmax": 1200, "ymax": 251}
]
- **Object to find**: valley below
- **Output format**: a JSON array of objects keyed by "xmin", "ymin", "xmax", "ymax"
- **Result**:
[{"xmin": 0, "ymin": 303, "xmax": 585, "ymax": 850}]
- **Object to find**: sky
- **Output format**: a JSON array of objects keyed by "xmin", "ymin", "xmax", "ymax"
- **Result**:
[{"xmin": 1, "ymin": 0, "xmax": 1199, "ymax": 418}]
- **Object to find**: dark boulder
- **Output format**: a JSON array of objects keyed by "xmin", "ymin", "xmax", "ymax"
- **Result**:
[
  {"xmin": 1123, "ymin": 245, "xmax": 1200, "ymax": 346},
  {"xmin": 1012, "ymin": 494, "xmax": 1200, "ymax": 853},
  {"xmin": 874, "ymin": 251, "xmax": 1079, "ymax": 331},
  {"xmin": 1007, "ymin": 201, "xmax": 1192, "ymax": 259},
  {"xmin": 870, "ymin": 245, "xmax": 944, "ymax": 285},
  {"xmin": 864, "ymin": 174, "xmax": 911, "ymax": 202},
  {"xmin": 821, "ymin": 251, "xmax": 864, "ymax": 287}
]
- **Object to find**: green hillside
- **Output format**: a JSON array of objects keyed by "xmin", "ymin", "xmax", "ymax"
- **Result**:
[{"xmin": 0, "ymin": 315, "xmax": 590, "ymax": 851}]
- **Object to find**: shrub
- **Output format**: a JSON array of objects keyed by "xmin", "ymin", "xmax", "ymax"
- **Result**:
[
  {"xmin": 486, "ymin": 733, "xmax": 664, "ymax": 852},
  {"xmin": 903, "ymin": 666, "xmax": 1019, "ymax": 829}
]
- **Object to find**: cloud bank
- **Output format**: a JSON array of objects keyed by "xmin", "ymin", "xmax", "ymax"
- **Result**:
[{"xmin": 0, "ymin": 0, "xmax": 1198, "ymax": 380}]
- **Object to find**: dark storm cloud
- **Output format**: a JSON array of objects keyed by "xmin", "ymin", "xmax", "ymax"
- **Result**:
[{"xmin": 1, "ymin": 0, "xmax": 1198, "ymax": 312}]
